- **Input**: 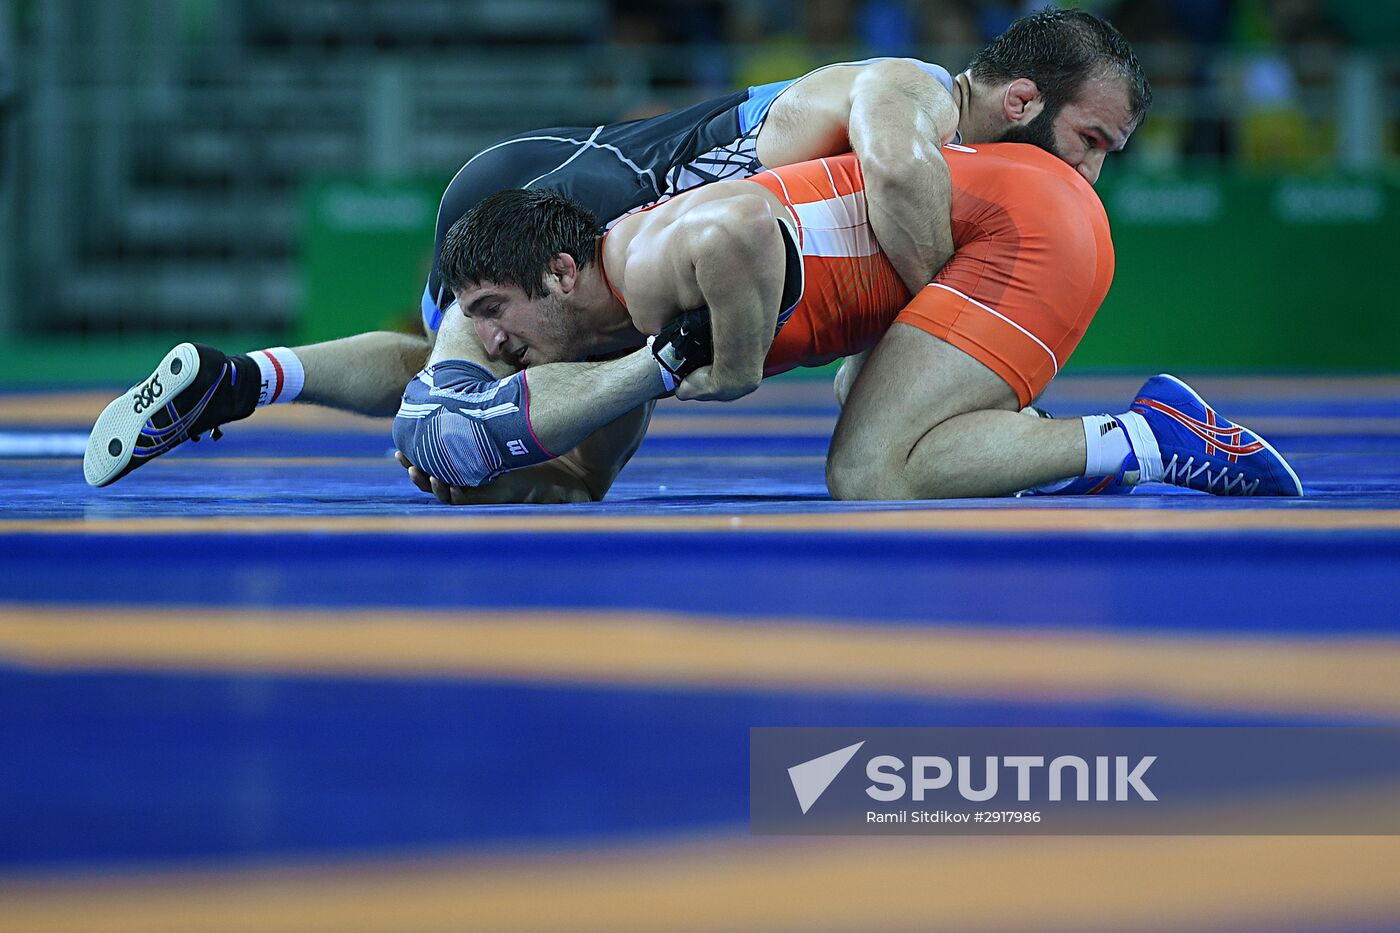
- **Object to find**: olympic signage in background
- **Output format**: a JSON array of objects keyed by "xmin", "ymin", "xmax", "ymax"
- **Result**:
[{"xmin": 749, "ymin": 727, "xmax": 1400, "ymax": 835}]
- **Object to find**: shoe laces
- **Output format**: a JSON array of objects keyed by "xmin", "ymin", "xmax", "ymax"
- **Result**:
[{"xmin": 1161, "ymin": 454, "xmax": 1259, "ymax": 496}]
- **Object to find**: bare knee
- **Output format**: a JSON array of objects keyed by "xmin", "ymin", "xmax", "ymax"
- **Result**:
[
  {"xmin": 829, "ymin": 454, "xmax": 976, "ymax": 500},
  {"xmin": 827, "ymin": 428, "xmax": 987, "ymax": 500},
  {"xmin": 826, "ymin": 465, "xmax": 886, "ymax": 500},
  {"xmin": 826, "ymin": 441, "xmax": 919, "ymax": 500}
]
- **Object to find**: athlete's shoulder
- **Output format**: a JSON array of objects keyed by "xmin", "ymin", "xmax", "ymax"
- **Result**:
[
  {"xmin": 885, "ymin": 57, "xmax": 955, "ymax": 93},
  {"xmin": 800, "ymin": 57, "xmax": 953, "ymax": 90}
]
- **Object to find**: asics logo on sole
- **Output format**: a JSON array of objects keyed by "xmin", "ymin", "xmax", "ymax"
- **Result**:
[{"xmin": 131, "ymin": 374, "xmax": 164, "ymax": 414}]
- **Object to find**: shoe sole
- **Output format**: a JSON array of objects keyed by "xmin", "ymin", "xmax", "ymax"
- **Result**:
[
  {"xmin": 1150, "ymin": 373, "xmax": 1304, "ymax": 497},
  {"xmin": 84, "ymin": 343, "xmax": 200, "ymax": 488}
]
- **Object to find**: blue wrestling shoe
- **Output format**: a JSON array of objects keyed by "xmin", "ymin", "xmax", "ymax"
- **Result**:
[
  {"xmin": 1045, "ymin": 472, "xmax": 1136, "ymax": 496},
  {"xmin": 1124, "ymin": 374, "xmax": 1302, "ymax": 497},
  {"xmin": 1017, "ymin": 405, "xmax": 1135, "ymax": 496},
  {"xmin": 84, "ymin": 343, "xmax": 258, "ymax": 487}
]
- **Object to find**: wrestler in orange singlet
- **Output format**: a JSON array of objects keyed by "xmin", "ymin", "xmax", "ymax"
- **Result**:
[{"xmin": 745, "ymin": 143, "xmax": 1114, "ymax": 407}]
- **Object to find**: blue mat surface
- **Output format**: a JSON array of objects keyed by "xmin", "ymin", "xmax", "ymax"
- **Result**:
[{"xmin": 1, "ymin": 375, "xmax": 1397, "ymax": 873}]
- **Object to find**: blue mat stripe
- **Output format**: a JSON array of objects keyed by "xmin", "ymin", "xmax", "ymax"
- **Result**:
[
  {"xmin": 1, "ymin": 531, "xmax": 1395, "ymax": 635},
  {"xmin": 0, "ymin": 666, "xmax": 1341, "ymax": 869}
]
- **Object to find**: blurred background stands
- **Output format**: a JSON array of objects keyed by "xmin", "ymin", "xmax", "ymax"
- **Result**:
[{"xmin": 0, "ymin": 0, "xmax": 1396, "ymax": 361}]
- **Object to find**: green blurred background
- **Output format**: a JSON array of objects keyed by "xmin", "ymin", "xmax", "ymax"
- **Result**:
[{"xmin": 1, "ymin": 0, "xmax": 1398, "ymax": 385}]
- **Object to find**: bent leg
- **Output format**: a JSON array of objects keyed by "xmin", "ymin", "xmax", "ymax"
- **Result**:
[
  {"xmin": 832, "ymin": 349, "xmax": 872, "ymax": 408},
  {"xmin": 827, "ymin": 323, "xmax": 1084, "ymax": 499}
]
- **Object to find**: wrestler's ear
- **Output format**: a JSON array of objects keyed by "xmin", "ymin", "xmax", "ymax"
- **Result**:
[
  {"xmin": 546, "ymin": 251, "xmax": 579, "ymax": 294},
  {"xmin": 1002, "ymin": 78, "xmax": 1045, "ymax": 126}
]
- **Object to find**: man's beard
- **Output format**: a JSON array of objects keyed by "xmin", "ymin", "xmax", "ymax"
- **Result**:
[
  {"xmin": 530, "ymin": 291, "xmax": 585, "ymax": 365},
  {"xmin": 995, "ymin": 101, "xmax": 1066, "ymax": 160}
]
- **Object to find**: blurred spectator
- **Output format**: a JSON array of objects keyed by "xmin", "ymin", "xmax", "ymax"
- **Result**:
[
  {"xmin": 1100, "ymin": 1, "xmax": 1196, "ymax": 169},
  {"xmin": 1325, "ymin": 0, "xmax": 1400, "ymax": 48},
  {"xmin": 857, "ymin": 0, "xmax": 920, "ymax": 57},
  {"xmin": 732, "ymin": 1, "xmax": 855, "ymax": 89},
  {"xmin": 1231, "ymin": 0, "xmax": 1341, "ymax": 169},
  {"xmin": 609, "ymin": 0, "xmax": 1391, "ymax": 170},
  {"xmin": 920, "ymin": 1, "xmax": 981, "ymax": 48},
  {"xmin": 970, "ymin": 1, "xmax": 1018, "ymax": 42}
]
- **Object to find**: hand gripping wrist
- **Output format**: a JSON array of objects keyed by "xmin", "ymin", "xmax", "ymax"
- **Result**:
[{"xmin": 647, "ymin": 307, "xmax": 713, "ymax": 397}]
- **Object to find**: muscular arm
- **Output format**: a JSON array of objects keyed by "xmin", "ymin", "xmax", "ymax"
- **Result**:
[
  {"xmin": 757, "ymin": 58, "xmax": 958, "ymax": 293},
  {"xmin": 621, "ymin": 188, "xmax": 786, "ymax": 402}
]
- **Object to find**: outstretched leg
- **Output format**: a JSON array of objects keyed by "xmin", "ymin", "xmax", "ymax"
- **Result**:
[{"xmin": 85, "ymin": 330, "xmax": 430, "ymax": 487}]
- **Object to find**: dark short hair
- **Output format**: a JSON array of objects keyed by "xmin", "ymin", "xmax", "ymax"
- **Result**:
[
  {"xmin": 438, "ymin": 188, "xmax": 599, "ymax": 298},
  {"xmin": 969, "ymin": 7, "xmax": 1152, "ymax": 123}
]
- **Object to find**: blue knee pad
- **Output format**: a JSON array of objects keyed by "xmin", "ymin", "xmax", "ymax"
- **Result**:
[{"xmin": 393, "ymin": 360, "xmax": 552, "ymax": 488}]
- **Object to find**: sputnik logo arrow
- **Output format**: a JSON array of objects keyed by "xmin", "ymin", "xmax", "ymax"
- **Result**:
[{"xmin": 787, "ymin": 741, "xmax": 865, "ymax": 814}]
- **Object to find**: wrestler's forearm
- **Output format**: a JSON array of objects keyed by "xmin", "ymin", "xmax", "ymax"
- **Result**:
[
  {"xmin": 863, "ymin": 156, "xmax": 954, "ymax": 295},
  {"xmin": 521, "ymin": 349, "xmax": 664, "ymax": 456},
  {"xmin": 679, "ymin": 201, "xmax": 783, "ymax": 400},
  {"xmin": 694, "ymin": 267, "xmax": 776, "ymax": 399},
  {"xmin": 848, "ymin": 63, "xmax": 957, "ymax": 293}
]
